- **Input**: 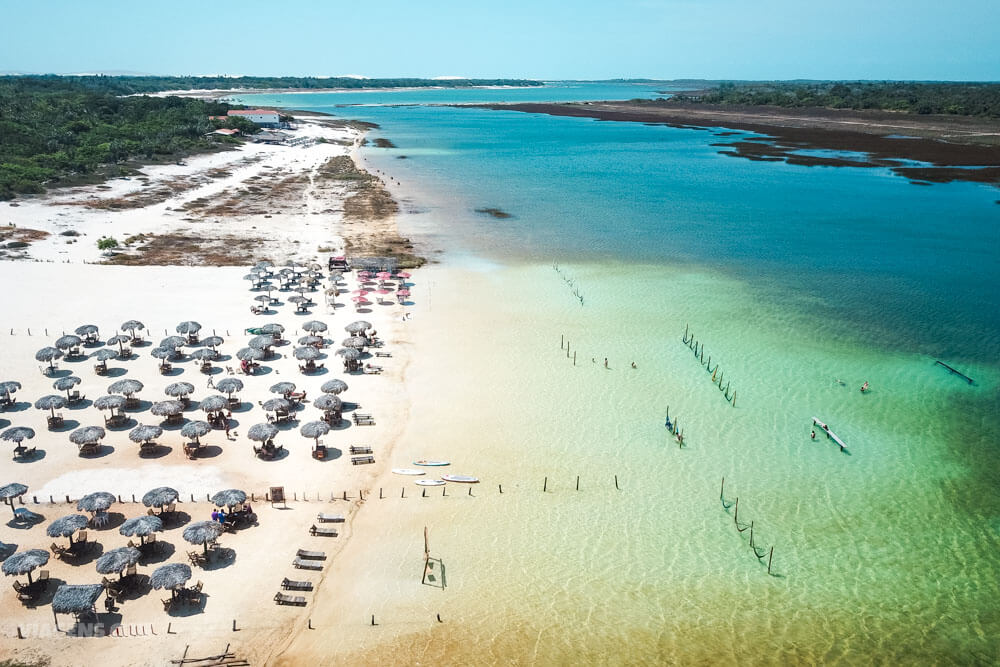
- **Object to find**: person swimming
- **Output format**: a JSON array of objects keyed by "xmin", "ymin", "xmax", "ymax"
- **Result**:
[{"xmin": 861, "ymin": 381, "xmax": 870, "ymax": 393}]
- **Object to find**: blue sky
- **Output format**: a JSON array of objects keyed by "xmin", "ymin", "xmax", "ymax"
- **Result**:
[{"xmin": 1, "ymin": 0, "xmax": 998, "ymax": 80}]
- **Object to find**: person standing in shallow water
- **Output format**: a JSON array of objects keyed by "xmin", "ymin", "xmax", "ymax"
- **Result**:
[{"xmin": 604, "ymin": 358, "xmax": 608, "ymax": 369}]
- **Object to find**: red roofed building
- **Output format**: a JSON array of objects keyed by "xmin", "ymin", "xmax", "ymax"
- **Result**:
[{"xmin": 227, "ymin": 109, "xmax": 280, "ymax": 126}]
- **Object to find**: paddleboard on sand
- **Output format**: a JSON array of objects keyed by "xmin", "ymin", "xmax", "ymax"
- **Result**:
[
  {"xmin": 413, "ymin": 460, "xmax": 450, "ymax": 467},
  {"xmin": 392, "ymin": 468, "xmax": 425, "ymax": 476},
  {"xmin": 415, "ymin": 479, "xmax": 446, "ymax": 486},
  {"xmin": 440, "ymin": 474, "xmax": 479, "ymax": 483}
]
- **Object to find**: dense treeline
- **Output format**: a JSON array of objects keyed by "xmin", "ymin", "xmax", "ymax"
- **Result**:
[
  {"xmin": 668, "ymin": 82, "xmax": 1000, "ymax": 117},
  {"xmin": 4, "ymin": 75, "xmax": 543, "ymax": 95},
  {"xmin": 0, "ymin": 78, "xmax": 242, "ymax": 199}
]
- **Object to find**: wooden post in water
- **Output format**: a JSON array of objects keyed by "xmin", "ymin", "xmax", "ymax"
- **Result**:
[
  {"xmin": 573, "ymin": 351, "xmax": 576, "ymax": 366},
  {"xmin": 720, "ymin": 477, "xmax": 725, "ymax": 500},
  {"xmin": 560, "ymin": 334, "xmax": 564, "ymax": 350},
  {"xmin": 543, "ymin": 476, "xmax": 548, "ymax": 492},
  {"xmin": 614, "ymin": 475, "xmax": 620, "ymax": 490},
  {"xmin": 768, "ymin": 547, "xmax": 774, "ymax": 574},
  {"xmin": 734, "ymin": 497, "xmax": 739, "ymax": 525},
  {"xmin": 576, "ymin": 475, "xmax": 580, "ymax": 491},
  {"xmin": 731, "ymin": 391, "xmax": 736, "ymax": 408},
  {"xmin": 749, "ymin": 520, "xmax": 754, "ymax": 548}
]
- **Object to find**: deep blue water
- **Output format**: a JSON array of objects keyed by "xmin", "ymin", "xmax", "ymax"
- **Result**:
[{"xmin": 235, "ymin": 83, "xmax": 1000, "ymax": 361}]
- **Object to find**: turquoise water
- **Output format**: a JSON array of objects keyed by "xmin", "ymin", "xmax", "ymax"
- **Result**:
[{"xmin": 235, "ymin": 84, "xmax": 1000, "ymax": 663}]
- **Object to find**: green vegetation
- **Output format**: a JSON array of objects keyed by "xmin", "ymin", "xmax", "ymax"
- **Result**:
[
  {"xmin": 3, "ymin": 75, "xmax": 543, "ymax": 95},
  {"xmin": 0, "ymin": 77, "xmax": 247, "ymax": 200},
  {"xmin": 667, "ymin": 82, "xmax": 1000, "ymax": 117},
  {"xmin": 97, "ymin": 237, "xmax": 119, "ymax": 250}
]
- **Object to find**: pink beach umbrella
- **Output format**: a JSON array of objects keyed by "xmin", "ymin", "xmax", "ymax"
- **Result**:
[
  {"xmin": 397, "ymin": 289, "xmax": 411, "ymax": 297},
  {"xmin": 351, "ymin": 296, "xmax": 369, "ymax": 303},
  {"xmin": 357, "ymin": 271, "xmax": 371, "ymax": 279},
  {"xmin": 395, "ymin": 271, "xmax": 411, "ymax": 279},
  {"xmin": 351, "ymin": 289, "xmax": 370, "ymax": 296}
]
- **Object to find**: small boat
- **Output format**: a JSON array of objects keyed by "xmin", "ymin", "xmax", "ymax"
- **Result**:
[
  {"xmin": 392, "ymin": 468, "xmax": 425, "ymax": 476},
  {"xmin": 413, "ymin": 460, "xmax": 450, "ymax": 467},
  {"xmin": 415, "ymin": 479, "xmax": 446, "ymax": 487},
  {"xmin": 440, "ymin": 474, "xmax": 479, "ymax": 483}
]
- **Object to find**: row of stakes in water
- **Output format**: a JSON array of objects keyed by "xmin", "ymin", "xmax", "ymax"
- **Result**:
[
  {"xmin": 721, "ymin": 477, "xmax": 776, "ymax": 575},
  {"xmin": 683, "ymin": 324, "xmax": 736, "ymax": 407},
  {"xmin": 552, "ymin": 264, "xmax": 584, "ymax": 306}
]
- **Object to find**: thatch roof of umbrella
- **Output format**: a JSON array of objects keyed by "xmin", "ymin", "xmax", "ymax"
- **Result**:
[
  {"xmin": 109, "ymin": 378, "xmax": 143, "ymax": 396},
  {"xmin": 119, "ymin": 514, "xmax": 163, "ymax": 537},
  {"xmin": 142, "ymin": 487, "xmax": 178, "ymax": 508},
  {"xmin": 247, "ymin": 422, "xmax": 278, "ymax": 442},
  {"xmin": 35, "ymin": 347, "xmax": 64, "ymax": 362},
  {"xmin": 236, "ymin": 347, "xmax": 265, "ymax": 361},
  {"xmin": 0, "ymin": 380, "xmax": 21, "ymax": 395},
  {"xmin": 202, "ymin": 336, "xmax": 224, "ymax": 348},
  {"xmin": 248, "ymin": 334, "xmax": 274, "ymax": 350},
  {"xmin": 211, "ymin": 489, "xmax": 247, "ymax": 508},
  {"xmin": 293, "ymin": 346, "xmax": 321, "ymax": 361},
  {"xmin": 159, "ymin": 336, "xmax": 185, "ymax": 350},
  {"xmin": 180, "ymin": 420, "xmax": 211, "ymax": 439},
  {"xmin": 199, "ymin": 395, "xmax": 228, "ymax": 413},
  {"xmin": 254, "ymin": 294, "xmax": 271, "ymax": 304},
  {"xmin": 150, "ymin": 347, "xmax": 172, "ymax": 361},
  {"xmin": 345, "ymin": 320, "xmax": 371, "ymax": 334},
  {"xmin": 94, "ymin": 394, "xmax": 126, "ymax": 411},
  {"xmin": 313, "ymin": 394, "xmax": 341, "ymax": 411},
  {"xmin": 342, "ymin": 336, "xmax": 368, "ymax": 350},
  {"xmin": 53, "ymin": 375, "xmax": 81, "ymax": 391},
  {"xmin": 69, "ymin": 426, "xmax": 106, "ymax": 445},
  {"xmin": 260, "ymin": 323, "xmax": 284, "ymax": 335},
  {"xmin": 298, "ymin": 335, "xmax": 324, "ymax": 346},
  {"xmin": 320, "ymin": 379, "xmax": 348, "ymax": 395},
  {"xmin": 269, "ymin": 381, "xmax": 296, "ymax": 395},
  {"xmin": 300, "ymin": 420, "xmax": 330, "ymax": 441},
  {"xmin": 77, "ymin": 491, "xmax": 115, "ymax": 513},
  {"xmin": 34, "ymin": 395, "xmax": 66, "ymax": 417},
  {"xmin": 75, "ymin": 324, "xmax": 99, "ymax": 337},
  {"xmin": 151, "ymin": 563, "xmax": 192, "ymax": 590},
  {"xmin": 324, "ymin": 287, "xmax": 338, "ymax": 297},
  {"xmin": 94, "ymin": 348, "xmax": 118, "ymax": 362},
  {"xmin": 190, "ymin": 349, "xmax": 215, "ymax": 361},
  {"xmin": 302, "ymin": 320, "xmax": 327, "ymax": 333},
  {"xmin": 95, "ymin": 546, "xmax": 141, "ymax": 575},
  {"xmin": 287, "ymin": 295, "xmax": 306, "ymax": 304},
  {"xmin": 52, "ymin": 583, "xmax": 104, "ymax": 614},
  {"xmin": 261, "ymin": 397, "xmax": 291, "ymax": 413},
  {"xmin": 120, "ymin": 320, "xmax": 145, "ymax": 333},
  {"xmin": 2, "ymin": 549, "xmax": 49, "ymax": 576},
  {"xmin": 151, "ymin": 399, "xmax": 184, "ymax": 416},
  {"xmin": 183, "ymin": 521, "xmax": 224, "ymax": 547},
  {"xmin": 107, "ymin": 334, "xmax": 130, "ymax": 346},
  {"xmin": 55, "ymin": 334, "xmax": 82, "ymax": 349},
  {"xmin": 165, "ymin": 382, "xmax": 195, "ymax": 398},
  {"xmin": 46, "ymin": 514, "xmax": 89, "ymax": 538},
  {"xmin": 254, "ymin": 260, "xmax": 274, "ymax": 270},
  {"xmin": 2, "ymin": 426, "xmax": 35, "ymax": 443},
  {"xmin": 129, "ymin": 424, "xmax": 163, "ymax": 443},
  {"xmin": 215, "ymin": 378, "xmax": 243, "ymax": 395},
  {"xmin": 176, "ymin": 321, "xmax": 202, "ymax": 334},
  {"xmin": 0, "ymin": 483, "xmax": 28, "ymax": 500},
  {"xmin": 336, "ymin": 348, "xmax": 361, "ymax": 360}
]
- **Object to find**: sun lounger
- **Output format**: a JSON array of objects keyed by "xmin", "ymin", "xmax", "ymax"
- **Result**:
[
  {"xmin": 310, "ymin": 524, "xmax": 338, "ymax": 537},
  {"xmin": 274, "ymin": 592, "xmax": 307, "ymax": 606},
  {"xmin": 282, "ymin": 577, "xmax": 313, "ymax": 591},
  {"xmin": 316, "ymin": 513, "xmax": 345, "ymax": 523},
  {"xmin": 375, "ymin": 351, "xmax": 391, "ymax": 357},
  {"xmin": 351, "ymin": 455, "xmax": 375, "ymax": 465},
  {"xmin": 296, "ymin": 549, "xmax": 326, "ymax": 560},
  {"xmin": 293, "ymin": 558, "xmax": 323, "ymax": 570},
  {"xmin": 349, "ymin": 445, "xmax": 372, "ymax": 454}
]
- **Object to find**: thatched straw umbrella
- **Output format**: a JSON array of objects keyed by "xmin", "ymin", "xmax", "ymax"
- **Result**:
[
  {"xmin": 248, "ymin": 334, "xmax": 274, "ymax": 351},
  {"xmin": 302, "ymin": 320, "xmax": 327, "ymax": 333},
  {"xmin": 345, "ymin": 320, "xmax": 371, "ymax": 334},
  {"xmin": 199, "ymin": 395, "xmax": 228, "ymax": 414},
  {"xmin": 53, "ymin": 375, "xmax": 82, "ymax": 400},
  {"xmin": 215, "ymin": 378, "xmax": 243, "ymax": 398},
  {"xmin": 47, "ymin": 514, "xmax": 89, "ymax": 545},
  {"xmin": 190, "ymin": 348, "xmax": 215, "ymax": 362},
  {"xmin": 0, "ymin": 380, "xmax": 21, "ymax": 398},
  {"xmin": 94, "ymin": 394, "xmax": 126, "ymax": 416},
  {"xmin": 95, "ymin": 546, "xmax": 141, "ymax": 578},
  {"xmin": 287, "ymin": 295, "xmax": 306, "ymax": 307},
  {"xmin": 150, "ymin": 346, "xmax": 172, "ymax": 368},
  {"xmin": 336, "ymin": 348, "xmax": 361, "ymax": 361},
  {"xmin": 165, "ymin": 382, "xmax": 195, "ymax": 400},
  {"xmin": 175, "ymin": 321, "xmax": 201, "ymax": 335},
  {"xmin": 151, "ymin": 400, "xmax": 184, "ymax": 418},
  {"xmin": 69, "ymin": 425, "xmax": 105, "ymax": 446},
  {"xmin": 247, "ymin": 422, "xmax": 278, "ymax": 443},
  {"xmin": 320, "ymin": 379, "xmax": 348, "ymax": 395},
  {"xmin": 107, "ymin": 334, "xmax": 131, "ymax": 356},
  {"xmin": 183, "ymin": 521, "xmax": 223, "ymax": 555},
  {"xmin": 313, "ymin": 394, "xmax": 341, "ymax": 412},
  {"xmin": 159, "ymin": 336, "xmax": 185, "ymax": 350},
  {"xmin": 293, "ymin": 346, "xmax": 321, "ymax": 361},
  {"xmin": 142, "ymin": 487, "xmax": 178, "ymax": 510},
  {"xmin": 35, "ymin": 346, "xmax": 64, "ymax": 372},
  {"xmin": 2, "ymin": 426, "xmax": 35, "ymax": 446},
  {"xmin": 93, "ymin": 348, "xmax": 118, "ymax": 364},
  {"xmin": 129, "ymin": 424, "xmax": 163, "ymax": 445},
  {"xmin": 74, "ymin": 324, "xmax": 99, "ymax": 341},
  {"xmin": 2, "ymin": 549, "xmax": 49, "ymax": 584},
  {"xmin": 77, "ymin": 491, "xmax": 115, "ymax": 513},
  {"xmin": 260, "ymin": 323, "xmax": 284, "ymax": 336},
  {"xmin": 298, "ymin": 335, "xmax": 324, "ymax": 347},
  {"xmin": 55, "ymin": 334, "xmax": 82, "ymax": 351},
  {"xmin": 151, "ymin": 563, "xmax": 192, "ymax": 592},
  {"xmin": 300, "ymin": 420, "xmax": 330, "ymax": 447},
  {"xmin": 342, "ymin": 336, "xmax": 368, "ymax": 350},
  {"xmin": 254, "ymin": 294, "xmax": 271, "ymax": 306},
  {"xmin": 119, "ymin": 515, "xmax": 163, "ymax": 544},
  {"xmin": 210, "ymin": 489, "xmax": 247, "ymax": 510},
  {"xmin": 108, "ymin": 378, "xmax": 143, "ymax": 397},
  {"xmin": 121, "ymin": 320, "xmax": 145, "ymax": 338},
  {"xmin": 34, "ymin": 395, "xmax": 67, "ymax": 420},
  {"xmin": 269, "ymin": 382, "xmax": 296, "ymax": 396},
  {"xmin": 0, "ymin": 482, "xmax": 28, "ymax": 517},
  {"xmin": 236, "ymin": 347, "xmax": 264, "ymax": 362},
  {"xmin": 181, "ymin": 420, "xmax": 211, "ymax": 446},
  {"xmin": 202, "ymin": 336, "xmax": 224, "ymax": 350},
  {"xmin": 261, "ymin": 398, "xmax": 291, "ymax": 414},
  {"xmin": 52, "ymin": 584, "xmax": 104, "ymax": 626}
]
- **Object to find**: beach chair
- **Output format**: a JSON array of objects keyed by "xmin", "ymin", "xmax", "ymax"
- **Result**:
[
  {"xmin": 13, "ymin": 581, "xmax": 33, "ymax": 602},
  {"xmin": 282, "ymin": 578, "xmax": 313, "ymax": 591},
  {"xmin": 76, "ymin": 530, "xmax": 88, "ymax": 545},
  {"xmin": 296, "ymin": 549, "xmax": 326, "ymax": 560},
  {"xmin": 124, "ymin": 564, "xmax": 136, "ymax": 578},
  {"xmin": 37, "ymin": 570, "xmax": 49, "ymax": 586},
  {"xmin": 274, "ymin": 592, "xmax": 307, "ymax": 606},
  {"xmin": 51, "ymin": 542, "xmax": 66, "ymax": 558},
  {"xmin": 293, "ymin": 558, "xmax": 323, "ymax": 570},
  {"xmin": 316, "ymin": 513, "xmax": 345, "ymax": 523},
  {"xmin": 310, "ymin": 524, "xmax": 338, "ymax": 537}
]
